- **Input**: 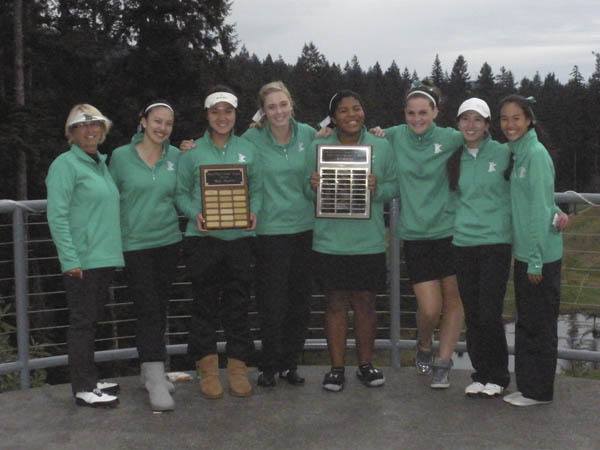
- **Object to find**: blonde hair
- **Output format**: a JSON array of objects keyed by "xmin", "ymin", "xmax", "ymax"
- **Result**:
[
  {"xmin": 64, "ymin": 104, "xmax": 112, "ymax": 144},
  {"xmin": 250, "ymin": 81, "xmax": 294, "ymax": 128}
]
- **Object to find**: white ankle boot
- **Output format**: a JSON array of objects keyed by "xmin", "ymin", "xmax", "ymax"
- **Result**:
[{"xmin": 141, "ymin": 362, "xmax": 175, "ymax": 412}]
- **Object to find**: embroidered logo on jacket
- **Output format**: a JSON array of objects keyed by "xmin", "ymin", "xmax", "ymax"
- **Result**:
[
  {"xmin": 166, "ymin": 161, "xmax": 175, "ymax": 171},
  {"xmin": 434, "ymin": 143, "xmax": 443, "ymax": 154},
  {"xmin": 238, "ymin": 153, "xmax": 247, "ymax": 163},
  {"xmin": 298, "ymin": 143, "xmax": 305, "ymax": 152},
  {"xmin": 488, "ymin": 161, "xmax": 497, "ymax": 173},
  {"xmin": 519, "ymin": 167, "xmax": 527, "ymax": 178}
]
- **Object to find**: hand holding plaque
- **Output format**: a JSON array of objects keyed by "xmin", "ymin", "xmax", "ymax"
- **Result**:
[{"xmin": 200, "ymin": 164, "xmax": 251, "ymax": 230}]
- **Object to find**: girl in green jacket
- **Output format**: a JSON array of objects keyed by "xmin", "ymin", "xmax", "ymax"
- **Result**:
[
  {"xmin": 109, "ymin": 100, "xmax": 181, "ymax": 412},
  {"xmin": 499, "ymin": 95, "xmax": 566, "ymax": 407},
  {"xmin": 242, "ymin": 81, "xmax": 316, "ymax": 387},
  {"xmin": 176, "ymin": 85, "xmax": 261, "ymax": 400},
  {"xmin": 447, "ymin": 98, "xmax": 512, "ymax": 398},
  {"xmin": 307, "ymin": 90, "xmax": 399, "ymax": 392},
  {"xmin": 46, "ymin": 104, "xmax": 122, "ymax": 408},
  {"xmin": 373, "ymin": 84, "xmax": 464, "ymax": 388}
]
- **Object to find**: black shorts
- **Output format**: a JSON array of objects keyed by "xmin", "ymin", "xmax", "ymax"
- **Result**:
[
  {"xmin": 403, "ymin": 237, "xmax": 455, "ymax": 284},
  {"xmin": 314, "ymin": 252, "xmax": 386, "ymax": 292}
]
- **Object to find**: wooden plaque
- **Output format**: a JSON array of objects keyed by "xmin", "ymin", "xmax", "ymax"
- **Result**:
[{"xmin": 200, "ymin": 164, "xmax": 250, "ymax": 229}]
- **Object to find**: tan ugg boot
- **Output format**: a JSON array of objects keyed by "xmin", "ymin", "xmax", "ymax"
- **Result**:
[
  {"xmin": 196, "ymin": 354, "xmax": 223, "ymax": 399},
  {"xmin": 227, "ymin": 358, "xmax": 253, "ymax": 397}
]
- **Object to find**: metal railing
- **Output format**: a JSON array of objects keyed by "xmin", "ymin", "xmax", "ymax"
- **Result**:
[{"xmin": 1, "ymin": 193, "xmax": 600, "ymax": 389}]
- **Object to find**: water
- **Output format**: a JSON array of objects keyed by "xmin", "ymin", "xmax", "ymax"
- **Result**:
[{"xmin": 453, "ymin": 313, "xmax": 600, "ymax": 373}]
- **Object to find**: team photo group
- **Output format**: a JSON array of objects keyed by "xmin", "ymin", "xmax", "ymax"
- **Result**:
[{"xmin": 45, "ymin": 79, "xmax": 568, "ymax": 411}]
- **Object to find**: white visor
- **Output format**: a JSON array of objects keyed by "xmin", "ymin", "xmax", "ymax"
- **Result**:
[
  {"xmin": 204, "ymin": 92, "xmax": 238, "ymax": 109},
  {"xmin": 67, "ymin": 112, "xmax": 111, "ymax": 128}
]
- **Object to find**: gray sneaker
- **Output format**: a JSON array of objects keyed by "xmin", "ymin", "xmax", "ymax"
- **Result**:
[
  {"xmin": 415, "ymin": 347, "xmax": 434, "ymax": 375},
  {"xmin": 430, "ymin": 358, "xmax": 453, "ymax": 389}
]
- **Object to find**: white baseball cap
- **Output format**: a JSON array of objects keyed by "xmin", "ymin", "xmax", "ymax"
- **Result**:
[{"xmin": 457, "ymin": 98, "xmax": 491, "ymax": 119}]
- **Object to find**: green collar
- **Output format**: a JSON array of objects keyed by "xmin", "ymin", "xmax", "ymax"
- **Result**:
[
  {"xmin": 508, "ymin": 129, "xmax": 538, "ymax": 156},
  {"xmin": 71, "ymin": 144, "xmax": 106, "ymax": 164}
]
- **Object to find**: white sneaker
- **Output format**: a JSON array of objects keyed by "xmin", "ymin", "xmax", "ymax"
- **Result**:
[
  {"xmin": 464, "ymin": 382, "xmax": 485, "ymax": 397},
  {"xmin": 481, "ymin": 383, "xmax": 504, "ymax": 398},
  {"xmin": 502, "ymin": 391, "xmax": 522, "ymax": 402},
  {"xmin": 504, "ymin": 392, "xmax": 551, "ymax": 407},
  {"xmin": 97, "ymin": 381, "xmax": 120, "ymax": 395},
  {"xmin": 75, "ymin": 389, "xmax": 119, "ymax": 408}
]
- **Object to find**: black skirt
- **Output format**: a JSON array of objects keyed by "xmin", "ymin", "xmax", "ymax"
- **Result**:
[
  {"xmin": 403, "ymin": 236, "xmax": 455, "ymax": 284},
  {"xmin": 313, "ymin": 251, "xmax": 386, "ymax": 291}
]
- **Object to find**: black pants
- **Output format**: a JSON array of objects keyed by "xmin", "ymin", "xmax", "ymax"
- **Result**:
[
  {"xmin": 185, "ymin": 237, "xmax": 254, "ymax": 362},
  {"xmin": 64, "ymin": 267, "xmax": 114, "ymax": 394},
  {"xmin": 513, "ymin": 259, "xmax": 561, "ymax": 401},
  {"xmin": 454, "ymin": 244, "xmax": 511, "ymax": 388},
  {"xmin": 255, "ymin": 231, "xmax": 313, "ymax": 372},
  {"xmin": 124, "ymin": 242, "xmax": 180, "ymax": 363}
]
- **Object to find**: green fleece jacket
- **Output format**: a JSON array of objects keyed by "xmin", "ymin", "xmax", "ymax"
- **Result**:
[
  {"xmin": 453, "ymin": 137, "xmax": 512, "ymax": 247},
  {"xmin": 46, "ymin": 144, "xmax": 124, "ymax": 272},
  {"xmin": 304, "ymin": 129, "xmax": 399, "ymax": 255},
  {"xmin": 242, "ymin": 119, "xmax": 316, "ymax": 235},
  {"xmin": 509, "ymin": 129, "xmax": 562, "ymax": 274},
  {"xmin": 109, "ymin": 133, "xmax": 182, "ymax": 252},
  {"xmin": 175, "ymin": 132, "xmax": 262, "ymax": 240},
  {"xmin": 384, "ymin": 123, "xmax": 463, "ymax": 240}
]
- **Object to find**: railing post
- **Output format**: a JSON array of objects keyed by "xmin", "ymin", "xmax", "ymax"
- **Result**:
[
  {"xmin": 389, "ymin": 198, "xmax": 401, "ymax": 368},
  {"xmin": 13, "ymin": 205, "xmax": 30, "ymax": 389}
]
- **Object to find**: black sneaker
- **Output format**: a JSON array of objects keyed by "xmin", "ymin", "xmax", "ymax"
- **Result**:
[
  {"xmin": 74, "ymin": 389, "xmax": 119, "ymax": 408},
  {"xmin": 356, "ymin": 363, "xmax": 385, "ymax": 387},
  {"xmin": 279, "ymin": 369, "xmax": 305, "ymax": 385},
  {"xmin": 322, "ymin": 368, "xmax": 345, "ymax": 392},
  {"xmin": 257, "ymin": 371, "xmax": 276, "ymax": 387}
]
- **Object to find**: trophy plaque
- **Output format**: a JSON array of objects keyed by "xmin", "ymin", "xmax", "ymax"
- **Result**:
[
  {"xmin": 316, "ymin": 145, "xmax": 371, "ymax": 219},
  {"xmin": 200, "ymin": 164, "xmax": 250, "ymax": 229}
]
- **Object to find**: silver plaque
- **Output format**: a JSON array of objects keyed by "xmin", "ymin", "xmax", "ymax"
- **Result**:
[{"xmin": 316, "ymin": 145, "xmax": 371, "ymax": 219}]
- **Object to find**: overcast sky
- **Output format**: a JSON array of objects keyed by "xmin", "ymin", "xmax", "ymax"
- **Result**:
[{"xmin": 228, "ymin": 0, "xmax": 600, "ymax": 83}]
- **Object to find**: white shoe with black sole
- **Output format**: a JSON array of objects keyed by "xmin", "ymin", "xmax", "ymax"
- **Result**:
[
  {"xmin": 75, "ymin": 389, "xmax": 119, "ymax": 408},
  {"xmin": 480, "ymin": 383, "xmax": 504, "ymax": 398},
  {"xmin": 464, "ymin": 381, "xmax": 485, "ymax": 397},
  {"xmin": 97, "ymin": 381, "xmax": 120, "ymax": 395}
]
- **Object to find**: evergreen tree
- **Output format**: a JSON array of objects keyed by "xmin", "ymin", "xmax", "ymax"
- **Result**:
[
  {"xmin": 474, "ymin": 62, "xmax": 495, "ymax": 103},
  {"xmin": 344, "ymin": 55, "xmax": 365, "ymax": 93},
  {"xmin": 495, "ymin": 66, "xmax": 516, "ymax": 98},
  {"xmin": 365, "ymin": 62, "xmax": 385, "ymax": 127},
  {"xmin": 587, "ymin": 52, "xmax": 600, "ymax": 190},
  {"xmin": 430, "ymin": 54, "xmax": 445, "ymax": 87},
  {"xmin": 443, "ymin": 55, "xmax": 470, "ymax": 126},
  {"xmin": 382, "ymin": 61, "xmax": 405, "ymax": 126},
  {"xmin": 292, "ymin": 42, "xmax": 331, "ymax": 126}
]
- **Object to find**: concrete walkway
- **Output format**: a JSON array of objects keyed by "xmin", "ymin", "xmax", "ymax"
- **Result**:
[{"xmin": 1, "ymin": 367, "xmax": 599, "ymax": 450}]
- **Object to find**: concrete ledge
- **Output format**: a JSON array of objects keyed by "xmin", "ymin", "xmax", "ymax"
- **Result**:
[{"xmin": 1, "ymin": 367, "xmax": 599, "ymax": 450}]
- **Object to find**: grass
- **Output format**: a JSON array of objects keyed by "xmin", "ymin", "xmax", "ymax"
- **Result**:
[{"xmin": 502, "ymin": 206, "xmax": 600, "ymax": 318}]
